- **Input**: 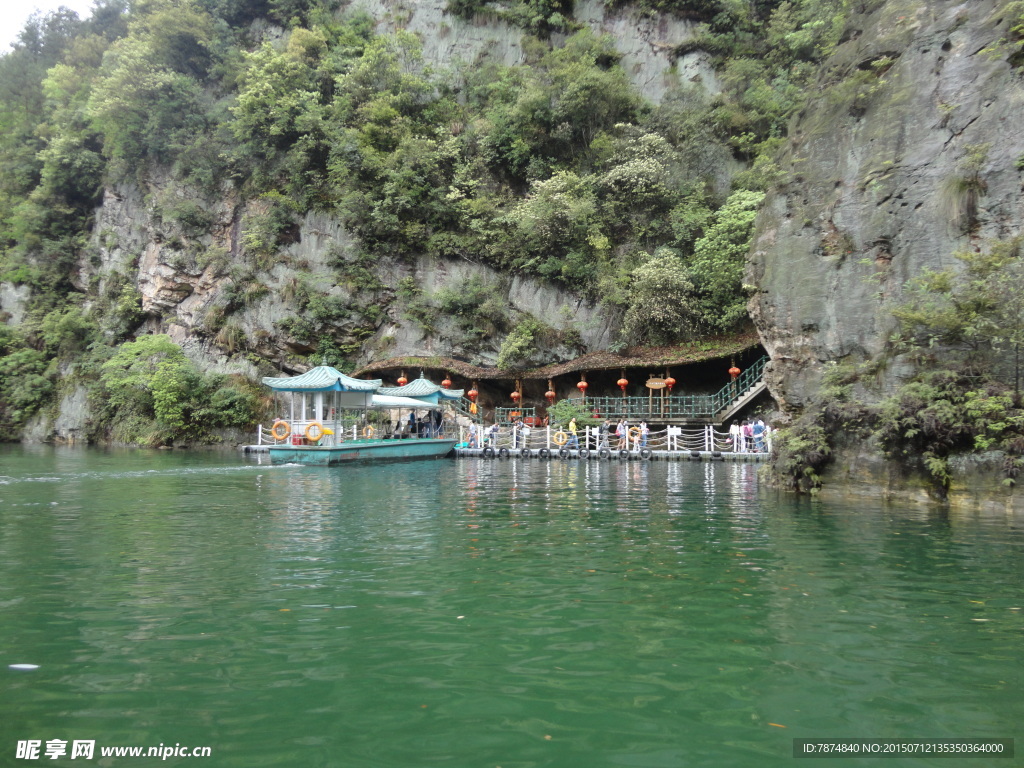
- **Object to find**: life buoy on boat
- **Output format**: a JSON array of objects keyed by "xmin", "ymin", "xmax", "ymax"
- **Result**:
[
  {"xmin": 553, "ymin": 431, "xmax": 568, "ymax": 446},
  {"xmin": 628, "ymin": 426, "xmax": 640, "ymax": 440},
  {"xmin": 362, "ymin": 426, "xmax": 375, "ymax": 438},
  {"xmin": 270, "ymin": 420, "xmax": 290, "ymax": 441},
  {"xmin": 305, "ymin": 422, "xmax": 325, "ymax": 442}
]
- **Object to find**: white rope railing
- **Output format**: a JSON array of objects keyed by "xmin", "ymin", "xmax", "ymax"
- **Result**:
[{"xmin": 457, "ymin": 424, "xmax": 772, "ymax": 454}]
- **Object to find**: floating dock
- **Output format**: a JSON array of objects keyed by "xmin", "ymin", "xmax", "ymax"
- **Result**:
[
  {"xmin": 243, "ymin": 444, "xmax": 767, "ymax": 462},
  {"xmin": 454, "ymin": 447, "xmax": 766, "ymax": 462}
]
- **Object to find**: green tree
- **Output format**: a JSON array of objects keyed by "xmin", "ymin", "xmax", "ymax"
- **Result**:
[
  {"xmin": 0, "ymin": 326, "xmax": 54, "ymax": 436},
  {"xmin": 231, "ymin": 34, "xmax": 328, "ymax": 156},
  {"xmin": 894, "ymin": 236, "xmax": 1024, "ymax": 393},
  {"xmin": 688, "ymin": 188, "xmax": 764, "ymax": 331},
  {"xmin": 504, "ymin": 170, "xmax": 602, "ymax": 287},
  {"xmin": 546, "ymin": 397, "xmax": 599, "ymax": 427},
  {"xmin": 99, "ymin": 334, "xmax": 262, "ymax": 442},
  {"xmin": 621, "ymin": 248, "xmax": 696, "ymax": 345},
  {"xmin": 100, "ymin": 334, "xmax": 191, "ymax": 417},
  {"xmin": 497, "ymin": 317, "xmax": 544, "ymax": 370},
  {"xmin": 87, "ymin": 34, "xmax": 208, "ymax": 171}
]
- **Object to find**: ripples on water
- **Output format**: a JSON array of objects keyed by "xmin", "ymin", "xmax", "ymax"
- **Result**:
[{"xmin": 0, "ymin": 446, "xmax": 1021, "ymax": 767}]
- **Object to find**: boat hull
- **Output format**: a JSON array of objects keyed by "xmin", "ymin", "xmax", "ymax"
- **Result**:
[{"xmin": 268, "ymin": 438, "xmax": 458, "ymax": 466}]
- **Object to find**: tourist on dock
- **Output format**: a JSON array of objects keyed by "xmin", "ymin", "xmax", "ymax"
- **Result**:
[
  {"xmin": 742, "ymin": 421, "xmax": 753, "ymax": 452},
  {"xmin": 600, "ymin": 420, "xmax": 611, "ymax": 450},
  {"xmin": 639, "ymin": 421, "xmax": 649, "ymax": 448},
  {"xmin": 511, "ymin": 418, "xmax": 521, "ymax": 449},
  {"xmin": 753, "ymin": 418, "xmax": 766, "ymax": 452},
  {"xmin": 615, "ymin": 419, "xmax": 628, "ymax": 450},
  {"xmin": 568, "ymin": 417, "xmax": 579, "ymax": 449},
  {"xmin": 468, "ymin": 422, "xmax": 478, "ymax": 448},
  {"xmin": 486, "ymin": 422, "xmax": 499, "ymax": 447}
]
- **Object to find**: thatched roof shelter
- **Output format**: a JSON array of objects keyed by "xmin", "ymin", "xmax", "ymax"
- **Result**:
[{"xmin": 353, "ymin": 331, "xmax": 762, "ymax": 381}]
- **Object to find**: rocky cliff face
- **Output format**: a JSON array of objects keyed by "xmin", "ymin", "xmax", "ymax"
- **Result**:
[
  {"xmin": 352, "ymin": 0, "xmax": 719, "ymax": 103},
  {"xmin": 84, "ymin": 174, "xmax": 618, "ymax": 376},
  {"xmin": 749, "ymin": 0, "xmax": 1024, "ymax": 412}
]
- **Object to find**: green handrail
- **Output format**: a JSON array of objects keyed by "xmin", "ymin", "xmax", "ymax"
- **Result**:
[
  {"xmin": 496, "ymin": 406, "xmax": 536, "ymax": 425},
  {"xmin": 455, "ymin": 357, "xmax": 769, "ymax": 422},
  {"xmin": 581, "ymin": 356, "xmax": 768, "ymax": 421}
]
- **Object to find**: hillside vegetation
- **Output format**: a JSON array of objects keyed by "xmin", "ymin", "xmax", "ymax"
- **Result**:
[{"xmin": 0, "ymin": 0, "xmax": 859, "ymax": 443}]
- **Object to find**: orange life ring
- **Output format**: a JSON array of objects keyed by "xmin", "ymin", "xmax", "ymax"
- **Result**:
[
  {"xmin": 362, "ymin": 426, "xmax": 375, "ymax": 438},
  {"xmin": 553, "ymin": 431, "xmax": 568, "ymax": 446},
  {"xmin": 305, "ymin": 422, "xmax": 324, "ymax": 442},
  {"xmin": 270, "ymin": 420, "xmax": 290, "ymax": 441}
]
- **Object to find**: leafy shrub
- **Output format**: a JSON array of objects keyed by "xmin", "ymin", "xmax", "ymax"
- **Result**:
[
  {"xmin": 98, "ymin": 334, "xmax": 262, "ymax": 444},
  {"xmin": 497, "ymin": 317, "xmax": 544, "ymax": 370},
  {"xmin": 546, "ymin": 397, "xmax": 599, "ymax": 427},
  {"xmin": 167, "ymin": 199, "xmax": 215, "ymax": 235},
  {"xmin": 0, "ymin": 341, "xmax": 54, "ymax": 434}
]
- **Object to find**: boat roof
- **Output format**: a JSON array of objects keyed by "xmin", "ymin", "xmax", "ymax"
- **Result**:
[
  {"xmin": 262, "ymin": 366, "xmax": 381, "ymax": 393},
  {"xmin": 371, "ymin": 394, "xmax": 444, "ymax": 409},
  {"xmin": 377, "ymin": 376, "xmax": 464, "ymax": 402}
]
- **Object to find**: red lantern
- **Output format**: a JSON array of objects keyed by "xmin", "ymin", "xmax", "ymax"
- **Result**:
[
  {"xmin": 617, "ymin": 377, "xmax": 629, "ymax": 392},
  {"xmin": 576, "ymin": 380, "xmax": 588, "ymax": 393},
  {"xmin": 665, "ymin": 376, "xmax": 676, "ymax": 392},
  {"xmin": 441, "ymin": 377, "xmax": 452, "ymax": 389},
  {"xmin": 397, "ymin": 372, "xmax": 408, "ymax": 386},
  {"xmin": 510, "ymin": 390, "xmax": 521, "ymax": 402},
  {"xmin": 729, "ymin": 364, "xmax": 741, "ymax": 381},
  {"xmin": 545, "ymin": 389, "xmax": 556, "ymax": 404},
  {"xmin": 467, "ymin": 388, "xmax": 478, "ymax": 402}
]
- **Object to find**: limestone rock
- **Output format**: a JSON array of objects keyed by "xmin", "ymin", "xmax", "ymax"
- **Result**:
[{"xmin": 749, "ymin": 0, "xmax": 1024, "ymax": 412}]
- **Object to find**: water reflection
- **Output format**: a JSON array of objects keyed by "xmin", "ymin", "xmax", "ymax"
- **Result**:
[{"xmin": 1, "ymin": 448, "xmax": 1022, "ymax": 768}]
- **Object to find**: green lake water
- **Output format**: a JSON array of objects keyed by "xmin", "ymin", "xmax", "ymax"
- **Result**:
[{"xmin": 1, "ymin": 445, "xmax": 1021, "ymax": 767}]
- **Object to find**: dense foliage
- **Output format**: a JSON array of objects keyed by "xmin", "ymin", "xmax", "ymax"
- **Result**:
[{"xmin": 0, "ymin": 0, "xmax": 864, "ymax": 441}]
